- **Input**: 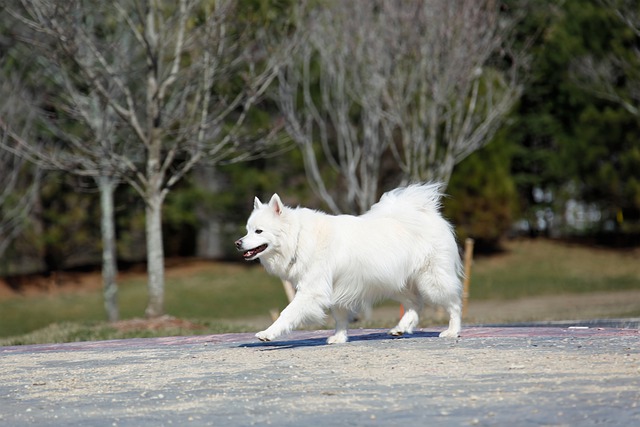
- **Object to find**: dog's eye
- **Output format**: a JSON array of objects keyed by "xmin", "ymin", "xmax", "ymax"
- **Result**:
[{"xmin": 255, "ymin": 229, "xmax": 263, "ymax": 234}]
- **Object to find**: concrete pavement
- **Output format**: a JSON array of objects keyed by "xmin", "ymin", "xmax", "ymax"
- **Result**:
[{"xmin": 1, "ymin": 326, "xmax": 639, "ymax": 426}]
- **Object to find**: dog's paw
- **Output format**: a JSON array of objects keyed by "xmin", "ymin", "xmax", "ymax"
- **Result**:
[
  {"xmin": 439, "ymin": 329, "xmax": 460, "ymax": 338},
  {"xmin": 256, "ymin": 330, "xmax": 275, "ymax": 342},
  {"xmin": 388, "ymin": 328, "xmax": 404, "ymax": 336},
  {"xmin": 389, "ymin": 326, "xmax": 414, "ymax": 336},
  {"xmin": 327, "ymin": 333, "xmax": 348, "ymax": 344}
]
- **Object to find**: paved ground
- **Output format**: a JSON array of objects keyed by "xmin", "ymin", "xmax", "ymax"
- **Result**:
[{"xmin": 1, "ymin": 326, "xmax": 639, "ymax": 426}]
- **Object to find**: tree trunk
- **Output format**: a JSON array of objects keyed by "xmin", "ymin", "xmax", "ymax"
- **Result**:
[
  {"xmin": 195, "ymin": 166, "xmax": 224, "ymax": 259},
  {"xmin": 144, "ymin": 192, "xmax": 165, "ymax": 318},
  {"xmin": 98, "ymin": 174, "xmax": 119, "ymax": 322}
]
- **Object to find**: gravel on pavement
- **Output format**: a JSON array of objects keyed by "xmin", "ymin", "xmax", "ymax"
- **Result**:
[{"xmin": 1, "ymin": 326, "xmax": 639, "ymax": 426}]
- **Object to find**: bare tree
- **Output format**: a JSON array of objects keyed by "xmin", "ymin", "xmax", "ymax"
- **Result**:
[
  {"xmin": 278, "ymin": 0, "xmax": 524, "ymax": 214},
  {"xmin": 6, "ymin": 0, "xmax": 291, "ymax": 317},
  {"xmin": 0, "ymin": 71, "xmax": 40, "ymax": 261},
  {"xmin": 3, "ymin": 5, "xmax": 146, "ymax": 321},
  {"xmin": 1, "ymin": 87, "xmax": 124, "ymax": 321},
  {"xmin": 0, "ymin": 136, "xmax": 40, "ymax": 261}
]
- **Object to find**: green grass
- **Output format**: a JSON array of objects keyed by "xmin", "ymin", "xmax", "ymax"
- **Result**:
[
  {"xmin": 470, "ymin": 239, "xmax": 640, "ymax": 300},
  {"xmin": 1, "ymin": 239, "xmax": 639, "ymax": 345},
  {"xmin": 120, "ymin": 263, "xmax": 289, "ymax": 320},
  {"xmin": 0, "ymin": 262, "xmax": 287, "ymax": 342}
]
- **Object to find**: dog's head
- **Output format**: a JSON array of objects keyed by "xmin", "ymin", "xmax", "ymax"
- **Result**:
[{"xmin": 235, "ymin": 194, "xmax": 285, "ymax": 261}]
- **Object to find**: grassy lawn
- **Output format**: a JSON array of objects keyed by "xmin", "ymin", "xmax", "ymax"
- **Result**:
[
  {"xmin": 0, "ymin": 262, "xmax": 287, "ymax": 344},
  {"xmin": 470, "ymin": 239, "xmax": 640, "ymax": 299},
  {"xmin": 0, "ymin": 239, "xmax": 638, "ymax": 345}
]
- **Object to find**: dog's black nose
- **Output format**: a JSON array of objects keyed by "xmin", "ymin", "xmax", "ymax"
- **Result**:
[{"xmin": 234, "ymin": 239, "xmax": 242, "ymax": 249}]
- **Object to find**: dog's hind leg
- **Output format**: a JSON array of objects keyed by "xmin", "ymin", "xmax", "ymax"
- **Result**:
[
  {"xmin": 327, "ymin": 306, "xmax": 350, "ymax": 344},
  {"xmin": 440, "ymin": 298, "xmax": 462, "ymax": 338},
  {"xmin": 415, "ymin": 270, "xmax": 462, "ymax": 338},
  {"xmin": 389, "ymin": 292, "xmax": 423, "ymax": 336},
  {"xmin": 439, "ymin": 300, "xmax": 462, "ymax": 338}
]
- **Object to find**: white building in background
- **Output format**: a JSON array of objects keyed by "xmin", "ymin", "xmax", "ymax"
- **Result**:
[
  {"xmin": 564, "ymin": 199, "xmax": 602, "ymax": 231},
  {"xmin": 512, "ymin": 186, "xmax": 605, "ymax": 237}
]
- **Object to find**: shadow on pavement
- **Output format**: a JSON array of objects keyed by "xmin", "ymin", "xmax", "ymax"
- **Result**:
[{"xmin": 240, "ymin": 330, "xmax": 440, "ymax": 350}]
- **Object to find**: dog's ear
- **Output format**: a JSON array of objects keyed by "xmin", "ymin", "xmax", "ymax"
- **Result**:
[
  {"xmin": 268, "ymin": 194, "xmax": 284, "ymax": 216},
  {"xmin": 253, "ymin": 197, "xmax": 263, "ymax": 210}
]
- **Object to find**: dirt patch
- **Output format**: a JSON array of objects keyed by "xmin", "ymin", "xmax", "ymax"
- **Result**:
[
  {"xmin": 464, "ymin": 290, "xmax": 640, "ymax": 323},
  {"xmin": 110, "ymin": 315, "xmax": 206, "ymax": 333},
  {"xmin": 0, "ymin": 258, "xmax": 217, "ymax": 299},
  {"xmin": 364, "ymin": 290, "xmax": 640, "ymax": 327},
  {"xmin": 0, "ymin": 270, "xmax": 103, "ymax": 297}
]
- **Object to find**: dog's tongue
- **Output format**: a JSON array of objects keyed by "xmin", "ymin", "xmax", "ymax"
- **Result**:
[
  {"xmin": 243, "ymin": 244, "xmax": 267, "ymax": 259},
  {"xmin": 243, "ymin": 249, "xmax": 255, "ymax": 259}
]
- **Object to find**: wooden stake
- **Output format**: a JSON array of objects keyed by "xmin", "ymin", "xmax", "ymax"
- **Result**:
[
  {"xmin": 271, "ymin": 280, "xmax": 296, "ymax": 321},
  {"xmin": 462, "ymin": 238, "xmax": 475, "ymax": 319},
  {"xmin": 282, "ymin": 279, "xmax": 296, "ymax": 303}
]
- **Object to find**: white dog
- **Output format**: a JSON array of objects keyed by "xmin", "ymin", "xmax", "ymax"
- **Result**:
[{"xmin": 235, "ymin": 183, "xmax": 463, "ymax": 344}]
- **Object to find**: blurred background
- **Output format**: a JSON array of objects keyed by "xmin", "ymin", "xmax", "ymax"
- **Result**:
[{"xmin": 0, "ymin": 0, "xmax": 638, "ymax": 344}]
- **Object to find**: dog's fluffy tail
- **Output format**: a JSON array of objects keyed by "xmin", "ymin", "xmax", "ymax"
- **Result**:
[{"xmin": 369, "ymin": 182, "xmax": 445, "ymax": 216}]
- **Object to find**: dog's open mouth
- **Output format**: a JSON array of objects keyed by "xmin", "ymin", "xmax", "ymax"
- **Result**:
[{"xmin": 243, "ymin": 244, "xmax": 268, "ymax": 259}]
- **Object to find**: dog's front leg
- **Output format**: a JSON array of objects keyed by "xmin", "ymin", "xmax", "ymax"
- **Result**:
[{"xmin": 256, "ymin": 289, "xmax": 328, "ymax": 341}]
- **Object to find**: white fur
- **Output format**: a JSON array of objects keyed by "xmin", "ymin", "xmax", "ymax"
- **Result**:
[{"xmin": 236, "ymin": 183, "xmax": 463, "ymax": 344}]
